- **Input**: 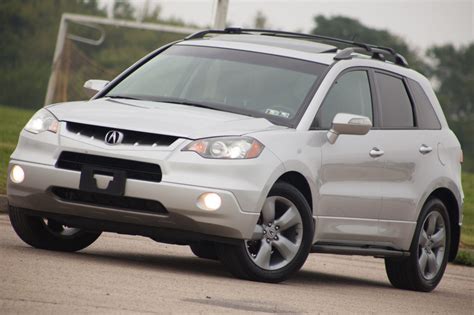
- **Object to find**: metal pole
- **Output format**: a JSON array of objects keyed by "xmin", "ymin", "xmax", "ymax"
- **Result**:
[
  {"xmin": 44, "ymin": 15, "xmax": 68, "ymax": 106},
  {"xmin": 107, "ymin": 0, "xmax": 115, "ymax": 19},
  {"xmin": 213, "ymin": 0, "xmax": 229, "ymax": 29}
]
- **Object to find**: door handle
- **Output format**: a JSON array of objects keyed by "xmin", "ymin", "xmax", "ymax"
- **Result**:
[
  {"xmin": 419, "ymin": 144, "xmax": 433, "ymax": 155},
  {"xmin": 369, "ymin": 147, "xmax": 384, "ymax": 158}
]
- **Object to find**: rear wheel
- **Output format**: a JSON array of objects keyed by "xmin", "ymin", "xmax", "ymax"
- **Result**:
[
  {"xmin": 218, "ymin": 182, "xmax": 314, "ymax": 283},
  {"xmin": 385, "ymin": 198, "xmax": 450, "ymax": 292},
  {"xmin": 190, "ymin": 241, "xmax": 218, "ymax": 260},
  {"xmin": 9, "ymin": 206, "xmax": 101, "ymax": 252}
]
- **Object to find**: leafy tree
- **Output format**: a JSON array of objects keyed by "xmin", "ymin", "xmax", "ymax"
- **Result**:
[
  {"xmin": 0, "ymin": 0, "xmax": 105, "ymax": 108},
  {"xmin": 427, "ymin": 44, "xmax": 474, "ymax": 121},
  {"xmin": 142, "ymin": 5, "xmax": 162, "ymax": 23},
  {"xmin": 0, "ymin": 0, "xmax": 185, "ymax": 108},
  {"xmin": 141, "ymin": 3, "xmax": 192, "ymax": 27},
  {"xmin": 311, "ymin": 15, "xmax": 428, "ymax": 74},
  {"xmin": 113, "ymin": 0, "xmax": 135, "ymax": 20},
  {"xmin": 428, "ymin": 44, "xmax": 474, "ymax": 171}
]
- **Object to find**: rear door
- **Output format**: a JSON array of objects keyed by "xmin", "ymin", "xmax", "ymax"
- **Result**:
[
  {"xmin": 372, "ymin": 70, "xmax": 440, "ymax": 249},
  {"xmin": 315, "ymin": 69, "xmax": 385, "ymax": 244}
]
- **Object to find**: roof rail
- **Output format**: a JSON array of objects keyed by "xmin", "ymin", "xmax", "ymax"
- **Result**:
[
  {"xmin": 185, "ymin": 27, "xmax": 368, "ymax": 48},
  {"xmin": 184, "ymin": 27, "xmax": 409, "ymax": 68},
  {"xmin": 334, "ymin": 46, "xmax": 409, "ymax": 67}
]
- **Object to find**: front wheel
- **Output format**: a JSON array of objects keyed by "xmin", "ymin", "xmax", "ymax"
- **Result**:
[
  {"xmin": 218, "ymin": 182, "xmax": 314, "ymax": 283},
  {"xmin": 9, "ymin": 206, "xmax": 101, "ymax": 252},
  {"xmin": 385, "ymin": 198, "xmax": 450, "ymax": 292}
]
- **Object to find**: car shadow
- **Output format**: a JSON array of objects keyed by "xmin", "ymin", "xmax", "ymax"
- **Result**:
[
  {"xmin": 290, "ymin": 269, "xmax": 391, "ymax": 289},
  {"xmin": 80, "ymin": 248, "xmax": 229, "ymax": 278},
  {"xmin": 90, "ymin": 250, "xmax": 392, "ymax": 289},
  {"xmin": 0, "ymin": 217, "xmax": 415, "ymax": 291},
  {"xmin": 13, "ymin": 243, "xmax": 391, "ymax": 289}
]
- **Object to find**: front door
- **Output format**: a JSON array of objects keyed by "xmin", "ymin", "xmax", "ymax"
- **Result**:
[{"xmin": 314, "ymin": 69, "xmax": 385, "ymax": 244}]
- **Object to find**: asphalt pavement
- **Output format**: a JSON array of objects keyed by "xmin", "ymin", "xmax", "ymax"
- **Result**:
[{"xmin": 0, "ymin": 213, "xmax": 473, "ymax": 314}]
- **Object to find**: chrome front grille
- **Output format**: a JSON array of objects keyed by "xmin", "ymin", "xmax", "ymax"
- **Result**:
[{"xmin": 65, "ymin": 122, "xmax": 178, "ymax": 147}]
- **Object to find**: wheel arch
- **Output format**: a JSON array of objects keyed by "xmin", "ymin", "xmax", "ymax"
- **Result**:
[
  {"xmin": 427, "ymin": 187, "xmax": 461, "ymax": 261},
  {"xmin": 275, "ymin": 171, "xmax": 313, "ymax": 212}
]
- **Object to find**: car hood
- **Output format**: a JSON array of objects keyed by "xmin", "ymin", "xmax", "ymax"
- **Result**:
[{"xmin": 47, "ymin": 98, "xmax": 286, "ymax": 139}]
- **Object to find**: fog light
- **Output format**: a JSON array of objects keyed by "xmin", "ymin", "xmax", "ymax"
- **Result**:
[
  {"xmin": 197, "ymin": 192, "xmax": 222, "ymax": 211},
  {"xmin": 10, "ymin": 165, "xmax": 25, "ymax": 184}
]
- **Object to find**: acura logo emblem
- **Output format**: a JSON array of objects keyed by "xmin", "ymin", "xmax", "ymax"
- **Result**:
[{"xmin": 105, "ymin": 130, "xmax": 124, "ymax": 145}]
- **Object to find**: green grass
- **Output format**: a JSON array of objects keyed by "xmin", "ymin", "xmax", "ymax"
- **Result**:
[
  {"xmin": 0, "ymin": 105, "xmax": 35, "ymax": 194},
  {"xmin": 0, "ymin": 105, "xmax": 473, "ymax": 263},
  {"xmin": 461, "ymin": 172, "xmax": 474, "ymax": 248},
  {"xmin": 453, "ymin": 249, "xmax": 474, "ymax": 267}
]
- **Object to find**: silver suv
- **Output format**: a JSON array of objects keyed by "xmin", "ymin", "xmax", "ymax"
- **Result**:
[{"xmin": 7, "ymin": 29, "xmax": 463, "ymax": 292}]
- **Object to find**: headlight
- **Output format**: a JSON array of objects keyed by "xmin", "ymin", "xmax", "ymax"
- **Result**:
[
  {"xmin": 182, "ymin": 137, "xmax": 264, "ymax": 159},
  {"xmin": 24, "ymin": 109, "xmax": 59, "ymax": 134}
]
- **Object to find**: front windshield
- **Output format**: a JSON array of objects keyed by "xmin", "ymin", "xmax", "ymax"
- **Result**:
[{"xmin": 105, "ymin": 45, "xmax": 327, "ymax": 126}]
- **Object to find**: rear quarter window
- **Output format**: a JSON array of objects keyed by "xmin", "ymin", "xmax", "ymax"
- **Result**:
[{"xmin": 408, "ymin": 79, "xmax": 441, "ymax": 130}]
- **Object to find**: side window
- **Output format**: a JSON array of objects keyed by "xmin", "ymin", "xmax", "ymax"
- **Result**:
[
  {"xmin": 314, "ymin": 70, "xmax": 373, "ymax": 129},
  {"xmin": 408, "ymin": 79, "xmax": 441, "ymax": 129},
  {"xmin": 375, "ymin": 72, "xmax": 414, "ymax": 128}
]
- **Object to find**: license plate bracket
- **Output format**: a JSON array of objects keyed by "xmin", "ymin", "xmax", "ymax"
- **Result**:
[{"xmin": 79, "ymin": 165, "xmax": 126, "ymax": 196}]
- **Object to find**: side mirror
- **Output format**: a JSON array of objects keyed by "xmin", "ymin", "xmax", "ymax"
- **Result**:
[
  {"xmin": 83, "ymin": 79, "xmax": 109, "ymax": 97},
  {"xmin": 327, "ymin": 113, "xmax": 372, "ymax": 144}
]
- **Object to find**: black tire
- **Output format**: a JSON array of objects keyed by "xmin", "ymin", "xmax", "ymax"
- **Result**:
[
  {"xmin": 9, "ymin": 206, "xmax": 101, "ymax": 252},
  {"xmin": 385, "ymin": 198, "xmax": 451, "ymax": 292},
  {"xmin": 190, "ymin": 241, "xmax": 219, "ymax": 260},
  {"xmin": 217, "ymin": 182, "xmax": 314, "ymax": 283}
]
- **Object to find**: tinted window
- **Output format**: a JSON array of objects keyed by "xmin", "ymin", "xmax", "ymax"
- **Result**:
[
  {"xmin": 314, "ymin": 71, "xmax": 373, "ymax": 129},
  {"xmin": 376, "ymin": 72, "xmax": 414, "ymax": 128},
  {"xmin": 409, "ymin": 79, "xmax": 441, "ymax": 129},
  {"xmin": 106, "ymin": 45, "xmax": 327, "ymax": 126}
]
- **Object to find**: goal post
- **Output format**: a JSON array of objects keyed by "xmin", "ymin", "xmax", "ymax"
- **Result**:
[{"xmin": 44, "ymin": 13, "xmax": 202, "ymax": 106}]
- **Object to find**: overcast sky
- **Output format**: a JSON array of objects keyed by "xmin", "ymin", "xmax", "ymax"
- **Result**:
[{"xmin": 106, "ymin": 0, "xmax": 473, "ymax": 51}]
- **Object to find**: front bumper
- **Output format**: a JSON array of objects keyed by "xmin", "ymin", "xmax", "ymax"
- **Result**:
[{"xmin": 7, "ymin": 160, "xmax": 260, "ymax": 240}]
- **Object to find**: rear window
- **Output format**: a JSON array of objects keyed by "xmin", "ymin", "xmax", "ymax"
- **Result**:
[
  {"xmin": 375, "ymin": 72, "xmax": 414, "ymax": 128},
  {"xmin": 408, "ymin": 79, "xmax": 441, "ymax": 129}
]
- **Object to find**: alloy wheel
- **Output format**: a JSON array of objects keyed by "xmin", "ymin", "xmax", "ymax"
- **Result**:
[
  {"xmin": 245, "ymin": 196, "xmax": 303, "ymax": 270},
  {"xmin": 42, "ymin": 218, "xmax": 81, "ymax": 238},
  {"xmin": 417, "ymin": 211, "xmax": 446, "ymax": 280}
]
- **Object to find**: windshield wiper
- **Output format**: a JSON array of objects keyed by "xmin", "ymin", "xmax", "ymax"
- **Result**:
[
  {"xmin": 106, "ymin": 95, "xmax": 217, "ymax": 110},
  {"xmin": 106, "ymin": 94, "xmax": 223, "ymax": 113},
  {"xmin": 106, "ymin": 95, "xmax": 146, "ymax": 101},
  {"xmin": 150, "ymin": 97, "xmax": 219, "ymax": 111}
]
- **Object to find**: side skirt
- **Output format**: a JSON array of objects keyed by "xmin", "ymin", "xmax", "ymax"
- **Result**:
[{"xmin": 311, "ymin": 243, "xmax": 410, "ymax": 258}]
